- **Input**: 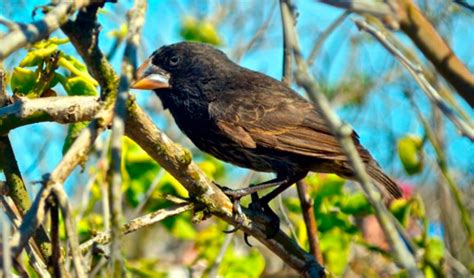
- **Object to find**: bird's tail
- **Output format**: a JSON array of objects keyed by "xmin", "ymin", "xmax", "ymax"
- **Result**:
[{"xmin": 366, "ymin": 161, "xmax": 402, "ymax": 200}]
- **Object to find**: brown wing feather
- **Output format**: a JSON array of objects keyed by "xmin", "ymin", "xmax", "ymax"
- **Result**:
[{"xmin": 209, "ymin": 82, "xmax": 371, "ymax": 162}]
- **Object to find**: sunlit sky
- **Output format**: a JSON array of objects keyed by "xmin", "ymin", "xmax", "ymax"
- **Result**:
[{"xmin": 1, "ymin": 0, "xmax": 472, "ymax": 197}]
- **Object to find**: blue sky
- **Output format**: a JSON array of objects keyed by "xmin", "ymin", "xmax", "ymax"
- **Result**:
[{"xmin": 1, "ymin": 0, "xmax": 472, "ymax": 195}]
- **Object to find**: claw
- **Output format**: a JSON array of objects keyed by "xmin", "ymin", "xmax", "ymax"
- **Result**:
[
  {"xmin": 222, "ymin": 192, "xmax": 245, "ymax": 233},
  {"xmin": 244, "ymin": 233, "xmax": 253, "ymax": 247}
]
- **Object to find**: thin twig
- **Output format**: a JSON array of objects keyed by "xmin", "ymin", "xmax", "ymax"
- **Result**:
[
  {"xmin": 318, "ymin": 0, "xmax": 394, "ymax": 18},
  {"xmin": 279, "ymin": 4, "xmax": 323, "ymax": 264},
  {"xmin": 280, "ymin": 0, "xmax": 294, "ymax": 85},
  {"xmin": 208, "ymin": 233, "xmax": 234, "ymax": 278},
  {"xmin": 307, "ymin": 11, "xmax": 350, "ymax": 66},
  {"xmin": 1, "ymin": 197, "xmax": 50, "ymax": 277},
  {"xmin": 278, "ymin": 194, "xmax": 299, "ymax": 243},
  {"xmin": 296, "ymin": 181, "xmax": 323, "ymax": 263},
  {"xmin": 280, "ymin": 0, "xmax": 422, "ymax": 276},
  {"xmin": 1, "ymin": 207, "xmax": 12, "ymax": 278},
  {"xmin": 0, "ymin": 96, "xmax": 101, "ymax": 135},
  {"xmin": 405, "ymin": 91, "xmax": 473, "ymax": 242},
  {"xmin": 354, "ymin": 19, "xmax": 474, "ymax": 141},
  {"xmin": 80, "ymin": 203, "xmax": 194, "ymax": 253},
  {"xmin": 128, "ymin": 168, "xmax": 165, "ymax": 219},
  {"xmin": 108, "ymin": 1, "xmax": 147, "ymax": 274},
  {"xmin": 0, "ymin": 0, "xmax": 94, "ymax": 61},
  {"xmin": 231, "ymin": 1, "xmax": 277, "ymax": 62},
  {"xmin": 9, "ymin": 186, "xmax": 52, "ymax": 257},
  {"xmin": 49, "ymin": 199, "xmax": 63, "ymax": 278},
  {"xmin": 454, "ymin": 0, "xmax": 474, "ymax": 11},
  {"xmin": 124, "ymin": 100, "xmax": 325, "ymax": 277},
  {"xmin": 51, "ymin": 184, "xmax": 86, "ymax": 278}
]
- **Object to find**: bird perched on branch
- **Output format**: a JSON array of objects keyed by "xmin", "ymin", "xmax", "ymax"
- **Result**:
[{"xmin": 131, "ymin": 41, "xmax": 402, "ymax": 234}]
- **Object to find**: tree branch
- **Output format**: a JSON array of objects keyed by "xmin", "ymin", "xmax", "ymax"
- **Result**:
[
  {"xmin": 296, "ymin": 181, "xmax": 323, "ymax": 263},
  {"xmin": 0, "ymin": 0, "xmax": 95, "ymax": 61},
  {"xmin": 0, "ymin": 96, "xmax": 101, "ymax": 135},
  {"xmin": 397, "ymin": 0, "xmax": 474, "ymax": 107},
  {"xmin": 50, "ymin": 184, "xmax": 86, "ymax": 278},
  {"xmin": 354, "ymin": 19, "xmax": 474, "ymax": 141},
  {"xmin": 0, "ymin": 65, "xmax": 52, "ymax": 271},
  {"xmin": 107, "ymin": 0, "xmax": 147, "ymax": 274},
  {"xmin": 60, "ymin": 2, "xmax": 119, "ymax": 101},
  {"xmin": 280, "ymin": 0, "xmax": 422, "ymax": 276},
  {"xmin": 80, "ymin": 203, "xmax": 194, "ymax": 253},
  {"xmin": 124, "ymin": 100, "xmax": 324, "ymax": 277}
]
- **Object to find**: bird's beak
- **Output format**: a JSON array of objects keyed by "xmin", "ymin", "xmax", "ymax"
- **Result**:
[{"xmin": 130, "ymin": 58, "xmax": 170, "ymax": 90}]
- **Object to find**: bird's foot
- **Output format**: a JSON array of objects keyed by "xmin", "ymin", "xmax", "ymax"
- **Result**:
[
  {"xmin": 215, "ymin": 181, "xmax": 282, "ymax": 242},
  {"xmin": 248, "ymin": 192, "xmax": 280, "ymax": 239}
]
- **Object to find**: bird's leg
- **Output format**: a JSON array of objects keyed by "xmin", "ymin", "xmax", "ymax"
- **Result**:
[
  {"xmin": 221, "ymin": 176, "xmax": 290, "ymax": 199},
  {"xmin": 247, "ymin": 173, "xmax": 307, "ymax": 239},
  {"xmin": 221, "ymin": 177, "xmax": 290, "ymax": 234}
]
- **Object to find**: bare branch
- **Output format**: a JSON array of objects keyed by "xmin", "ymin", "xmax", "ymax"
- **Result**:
[
  {"xmin": 280, "ymin": 0, "xmax": 422, "ymax": 276},
  {"xmin": 231, "ymin": 2, "xmax": 277, "ymax": 62},
  {"xmin": 307, "ymin": 11, "xmax": 350, "ymax": 66},
  {"xmin": 60, "ymin": 2, "xmax": 119, "ymax": 100},
  {"xmin": 296, "ymin": 181, "xmax": 323, "ymax": 263},
  {"xmin": 0, "ymin": 65, "xmax": 52, "ymax": 271},
  {"xmin": 107, "ymin": 0, "xmax": 147, "ymax": 274},
  {"xmin": 0, "ymin": 197, "xmax": 50, "ymax": 276},
  {"xmin": 354, "ymin": 19, "xmax": 474, "ymax": 141},
  {"xmin": 51, "ymin": 184, "xmax": 86, "ymax": 278},
  {"xmin": 397, "ymin": 0, "xmax": 474, "ymax": 107},
  {"xmin": 318, "ymin": 0, "xmax": 394, "ymax": 18},
  {"xmin": 208, "ymin": 232, "xmax": 234, "ymax": 277},
  {"xmin": 124, "ymin": 100, "xmax": 324, "ymax": 276},
  {"xmin": 0, "ymin": 0, "xmax": 95, "ymax": 61},
  {"xmin": 1, "ymin": 207, "xmax": 12, "ymax": 278},
  {"xmin": 49, "ymin": 200, "xmax": 63, "ymax": 278},
  {"xmin": 405, "ymin": 91, "xmax": 473, "ymax": 242},
  {"xmin": 280, "ymin": 0, "xmax": 294, "ymax": 85},
  {"xmin": 0, "ymin": 96, "xmax": 101, "ymax": 135},
  {"xmin": 9, "ymin": 186, "xmax": 52, "ymax": 257},
  {"xmin": 80, "ymin": 203, "xmax": 194, "ymax": 253}
]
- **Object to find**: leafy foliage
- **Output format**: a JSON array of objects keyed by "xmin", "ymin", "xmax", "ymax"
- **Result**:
[
  {"xmin": 180, "ymin": 16, "xmax": 222, "ymax": 45},
  {"xmin": 397, "ymin": 134, "xmax": 424, "ymax": 175}
]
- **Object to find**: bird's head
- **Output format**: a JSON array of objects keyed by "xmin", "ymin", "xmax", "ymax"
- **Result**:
[{"xmin": 131, "ymin": 41, "xmax": 232, "ymax": 91}]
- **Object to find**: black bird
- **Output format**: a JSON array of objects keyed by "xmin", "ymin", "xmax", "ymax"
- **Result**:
[{"xmin": 131, "ymin": 42, "xmax": 402, "ymax": 229}]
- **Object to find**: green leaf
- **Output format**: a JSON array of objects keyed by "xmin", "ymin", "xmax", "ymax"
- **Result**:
[
  {"xmin": 33, "ymin": 37, "xmax": 69, "ymax": 49},
  {"xmin": 425, "ymin": 237, "xmax": 444, "ymax": 264},
  {"xmin": 398, "ymin": 135, "xmax": 424, "ymax": 175},
  {"xmin": 62, "ymin": 76, "xmax": 98, "ymax": 96},
  {"xmin": 180, "ymin": 16, "xmax": 222, "ymax": 46},
  {"xmin": 161, "ymin": 214, "xmax": 196, "ymax": 240},
  {"xmin": 340, "ymin": 192, "xmax": 373, "ymax": 215},
  {"xmin": 58, "ymin": 54, "xmax": 98, "ymax": 86},
  {"xmin": 310, "ymin": 174, "xmax": 346, "ymax": 209},
  {"xmin": 282, "ymin": 196, "xmax": 302, "ymax": 213},
  {"xmin": 19, "ymin": 44, "xmax": 58, "ymax": 67},
  {"xmin": 317, "ymin": 211, "xmax": 356, "ymax": 233},
  {"xmin": 222, "ymin": 250, "xmax": 265, "ymax": 278},
  {"xmin": 10, "ymin": 67, "xmax": 37, "ymax": 95},
  {"xmin": 320, "ymin": 231, "xmax": 351, "ymax": 275},
  {"xmin": 390, "ymin": 199, "xmax": 412, "ymax": 227}
]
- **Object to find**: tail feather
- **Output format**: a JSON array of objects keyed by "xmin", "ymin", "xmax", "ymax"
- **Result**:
[{"xmin": 366, "ymin": 162, "xmax": 402, "ymax": 200}]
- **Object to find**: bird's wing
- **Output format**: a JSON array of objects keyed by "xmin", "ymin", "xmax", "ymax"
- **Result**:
[{"xmin": 209, "ymin": 86, "xmax": 371, "ymax": 162}]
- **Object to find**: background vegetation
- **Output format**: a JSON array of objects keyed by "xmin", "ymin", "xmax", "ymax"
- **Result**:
[{"xmin": 0, "ymin": 0, "xmax": 472, "ymax": 277}]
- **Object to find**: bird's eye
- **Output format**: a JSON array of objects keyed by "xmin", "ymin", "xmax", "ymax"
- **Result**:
[{"xmin": 169, "ymin": 55, "xmax": 180, "ymax": 67}]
